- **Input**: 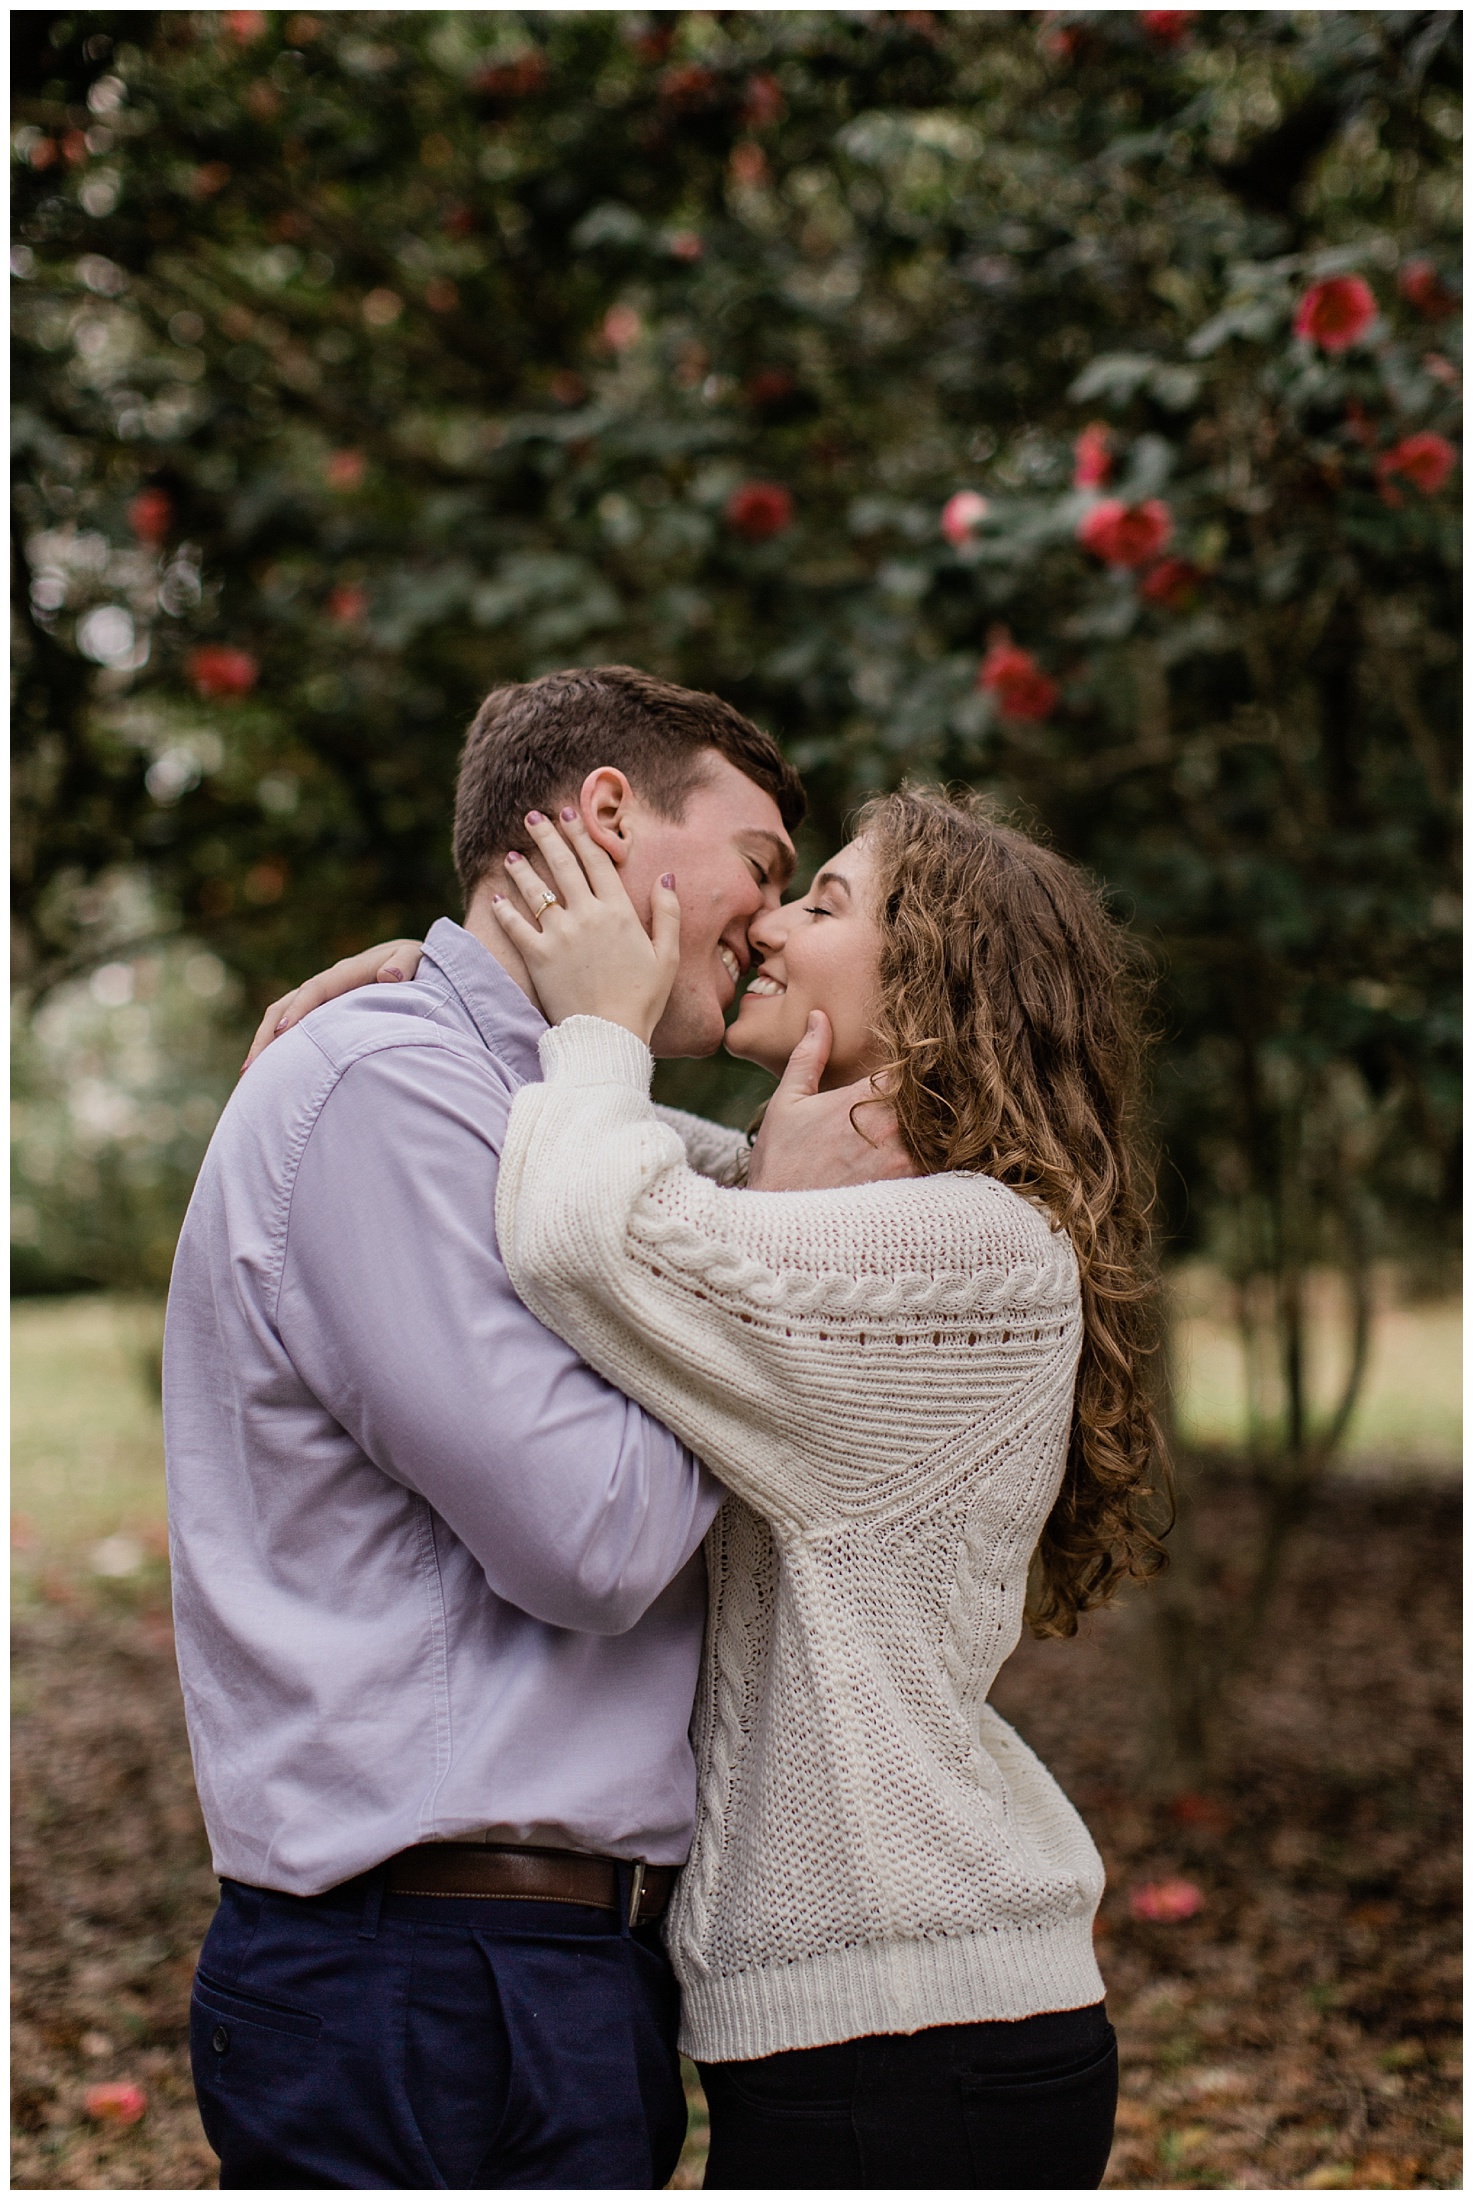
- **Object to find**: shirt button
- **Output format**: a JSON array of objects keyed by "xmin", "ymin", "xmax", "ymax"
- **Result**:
[{"xmin": 211, "ymin": 2025, "xmax": 229, "ymax": 2054}]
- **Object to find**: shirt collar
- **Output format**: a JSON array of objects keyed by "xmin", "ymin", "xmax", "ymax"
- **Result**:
[{"xmin": 419, "ymin": 917, "xmax": 547, "ymax": 1087}]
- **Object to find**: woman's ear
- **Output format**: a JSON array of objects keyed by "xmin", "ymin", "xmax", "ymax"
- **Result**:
[{"xmin": 578, "ymin": 767, "xmax": 636, "ymax": 866}]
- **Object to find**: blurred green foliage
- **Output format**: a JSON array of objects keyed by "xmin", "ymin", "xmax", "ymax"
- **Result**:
[
  {"xmin": 11, "ymin": 893, "xmax": 245, "ymax": 1294},
  {"xmin": 11, "ymin": 10, "xmax": 1461, "ymax": 1377}
]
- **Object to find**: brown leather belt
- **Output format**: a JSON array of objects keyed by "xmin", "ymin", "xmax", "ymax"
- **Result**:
[{"xmin": 383, "ymin": 1842, "xmax": 673, "ymax": 1925}]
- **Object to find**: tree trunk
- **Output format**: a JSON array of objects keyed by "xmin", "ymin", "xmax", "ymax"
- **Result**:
[{"xmin": 1139, "ymin": 1231, "xmax": 1376, "ymax": 1792}]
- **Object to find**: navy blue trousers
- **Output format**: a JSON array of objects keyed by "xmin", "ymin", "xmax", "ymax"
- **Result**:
[{"xmin": 190, "ymin": 1872, "xmax": 687, "ymax": 2189}]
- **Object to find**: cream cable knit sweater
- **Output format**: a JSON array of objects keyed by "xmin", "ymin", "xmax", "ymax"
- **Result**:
[{"xmin": 498, "ymin": 1017, "xmax": 1107, "ymax": 2064}]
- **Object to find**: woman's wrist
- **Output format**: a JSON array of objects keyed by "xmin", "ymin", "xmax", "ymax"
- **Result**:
[{"xmin": 538, "ymin": 1016, "xmax": 655, "ymax": 1094}]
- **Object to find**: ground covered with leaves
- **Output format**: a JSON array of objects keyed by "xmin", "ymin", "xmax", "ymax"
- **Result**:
[
  {"xmin": 11, "ymin": 1478, "xmax": 1460, "ymax": 2191},
  {"xmin": 992, "ymin": 1480, "xmax": 1462, "ymax": 2192}
]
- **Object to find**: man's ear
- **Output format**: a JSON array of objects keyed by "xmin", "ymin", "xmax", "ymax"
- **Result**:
[{"xmin": 578, "ymin": 767, "xmax": 636, "ymax": 866}]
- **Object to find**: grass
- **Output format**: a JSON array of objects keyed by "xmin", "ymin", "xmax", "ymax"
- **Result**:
[
  {"xmin": 1169, "ymin": 1266, "xmax": 1461, "ymax": 1472},
  {"xmin": 11, "ymin": 1297, "xmax": 168, "ymax": 1583}
]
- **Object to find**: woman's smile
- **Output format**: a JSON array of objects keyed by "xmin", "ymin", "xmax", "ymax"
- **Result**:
[{"xmin": 724, "ymin": 838, "xmax": 885, "ymax": 1087}]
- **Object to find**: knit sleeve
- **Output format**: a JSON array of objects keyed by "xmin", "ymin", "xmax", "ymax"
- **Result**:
[
  {"xmin": 496, "ymin": 1017, "xmax": 1081, "ymax": 1529},
  {"xmin": 650, "ymin": 1103, "xmax": 750, "ymax": 1185}
]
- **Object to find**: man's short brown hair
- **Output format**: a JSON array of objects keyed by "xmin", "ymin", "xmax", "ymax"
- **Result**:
[{"xmin": 451, "ymin": 664, "xmax": 805, "ymax": 903}]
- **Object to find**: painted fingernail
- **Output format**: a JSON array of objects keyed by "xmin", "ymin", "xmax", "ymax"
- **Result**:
[
  {"xmin": 525, "ymin": 810, "xmax": 544, "ymax": 826},
  {"xmin": 274, "ymin": 1015, "xmax": 292, "ymax": 1033},
  {"xmin": 505, "ymin": 849, "xmax": 522, "ymax": 864},
  {"xmin": 560, "ymin": 806, "xmax": 578, "ymax": 823},
  {"xmin": 382, "ymin": 967, "xmax": 403, "ymax": 982},
  {"xmin": 490, "ymin": 893, "xmax": 505, "ymax": 905},
  {"xmin": 660, "ymin": 872, "xmax": 675, "ymax": 889}
]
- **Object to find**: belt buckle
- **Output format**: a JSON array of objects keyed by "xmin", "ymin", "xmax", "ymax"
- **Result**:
[{"xmin": 626, "ymin": 1861, "xmax": 646, "ymax": 1927}]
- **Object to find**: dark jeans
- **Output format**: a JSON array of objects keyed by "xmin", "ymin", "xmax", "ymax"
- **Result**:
[
  {"xmin": 700, "ymin": 2001, "xmax": 1117, "ymax": 2190},
  {"xmin": 190, "ymin": 1871, "xmax": 686, "ymax": 2189}
]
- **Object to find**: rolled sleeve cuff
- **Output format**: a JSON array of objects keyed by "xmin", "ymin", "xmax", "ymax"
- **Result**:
[{"xmin": 538, "ymin": 1017, "xmax": 655, "ymax": 1093}]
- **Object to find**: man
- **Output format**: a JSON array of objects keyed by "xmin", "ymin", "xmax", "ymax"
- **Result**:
[{"xmin": 165, "ymin": 666, "xmax": 806, "ymax": 2188}]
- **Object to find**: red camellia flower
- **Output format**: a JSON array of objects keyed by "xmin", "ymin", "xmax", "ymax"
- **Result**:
[
  {"xmin": 628, "ymin": 20, "xmax": 676, "ymax": 64},
  {"xmin": 245, "ymin": 859, "xmax": 289, "ymax": 905},
  {"xmin": 1141, "ymin": 11, "xmax": 1197, "ymax": 44},
  {"xmin": 600, "ymin": 304, "xmax": 642, "ymax": 353},
  {"xmin": 1077, "ymin": 498, "xmax": 1173, "ymax": 568},
  {"xmin": 978, "ymin": 637, "xmax": 1058, "ymax": 723},
  {"xmin": 1376, "ymin": 432, "xmax": 1457, "ymax": 503},
  {"xmin": 1139, "ymin": 558, "xmax": 1202, "ymax": 611},
  {"xmin": 324, "ymin": 449, "xmax": 367, "ymax": 493},
  {"xmin": 940, "ymin": 490, "xmax": 989, "ymax": 547},
  {"xmin": 659, "ymin": 63, "xmax": 717, "ymax": 109},
  {"xmin": 666, "ymin": 230, "xmax": 703, "ymax": 263},
  {"xmin": 726, "ymin": 481, "xmax": 794, "ymax": 542},
  {"xmin": 188, "ymin": 645, "xmax": 258, "ymax": 700},
  {"xmin": 128, "ymin": 488, "xmax": 172, "ymax": 546},
  {"xmin": 84, "ymin": 2082, "xmax": 148, "ymax": 2126},
  {"xmin": 328, "ymin": 583, "xmax": 368, "ymax": 625},
  {"xmin": 224, "ymin": 10, "xmax": 267, "ymax": 42},
  {"xmin": 1293, "ymin": 275, "xmax": 1376, "ymax": 352},
  {"xmin": 1130, "ymin": 1878, "xmax": 1205, "ymax": 1923},
  {"xmin": 1398, "ymin": 258, "xmax": 1458, "ymax": 321},
  {"xmin": 729, "ymin": 142, "xmax": 769, "ymax": 189},
  {"xmin": 472, "ymin": 51, "xmax": 548, "ymax": 99},
  {"xmin": 743, "ymin": 73, "xmax": 785, "ymax": 130},
  {"xmin": 1073, "ymin": 420, "xmax": 1114, "ymax": 490},
  {"xmin": 744, "ymin": 368, "xmax": 795, "ymax": 408}
]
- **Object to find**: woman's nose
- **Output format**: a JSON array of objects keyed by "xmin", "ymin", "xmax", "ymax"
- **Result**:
[{"xmin": 747, "ymin": 900, "xmax": 795, "ymax": 957}]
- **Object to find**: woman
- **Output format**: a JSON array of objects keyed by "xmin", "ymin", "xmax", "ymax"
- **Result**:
[{"xmin": 259, "ymin": 788, "xmax": 1163, "ymax": 2189}]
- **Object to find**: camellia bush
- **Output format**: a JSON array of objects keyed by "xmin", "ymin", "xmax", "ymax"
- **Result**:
[{"xmin": 12, "ymin": 10, "xmax": 1461, "ymax": 1751}]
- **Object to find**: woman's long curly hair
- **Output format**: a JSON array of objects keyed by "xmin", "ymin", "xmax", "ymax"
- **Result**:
[{"xmin": 858, "ymin": 786, "xmax": 1168, "ymax": 1637}]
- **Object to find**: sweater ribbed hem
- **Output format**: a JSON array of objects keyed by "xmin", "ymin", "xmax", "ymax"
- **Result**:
[
  {"xmin": 676, "ymin": 1917, "xmax": 1106, "ymax": 2064},
  {"xmin": 539, "ymin": 1015, "xmax": 653, "ymax": 1092}
]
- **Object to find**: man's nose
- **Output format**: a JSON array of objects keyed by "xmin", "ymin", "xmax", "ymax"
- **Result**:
[{"xmin": 742, "ymin": 869, "xmax": 784, "ymax": 918}]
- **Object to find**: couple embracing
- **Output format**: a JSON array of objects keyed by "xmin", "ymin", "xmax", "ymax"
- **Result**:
[{"xmin": 164, "ymin": 664, "xmax": 1161, "ymax": 2191}]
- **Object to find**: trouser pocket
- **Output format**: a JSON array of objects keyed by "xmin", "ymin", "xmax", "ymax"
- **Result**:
[
  {"xmin": 190, "ymin": 1972, "xmax": 327, "ymax": 2182},
  {"xmin": 957, "ymin": 2029, "xmax": 1119, "ymax": 2191},
  {"xmin": 701, "ymin": 2054, "xmax": 864, "ymax": 2191}
]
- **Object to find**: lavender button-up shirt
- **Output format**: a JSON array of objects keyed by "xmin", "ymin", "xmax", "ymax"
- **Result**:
[{"xmin": 163, "ymin": 919, "xmax": 722, "ymax": 1895}]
